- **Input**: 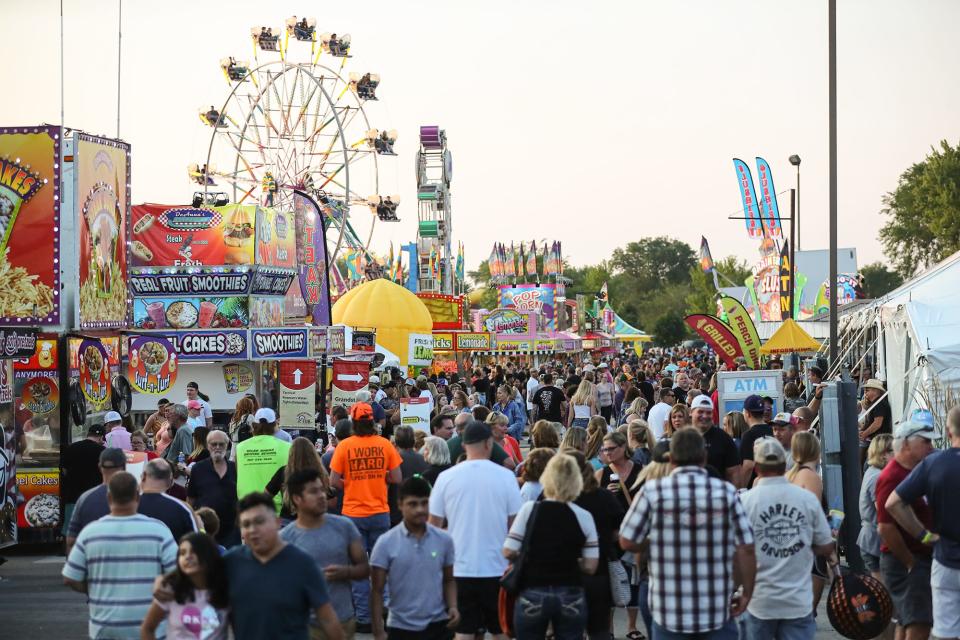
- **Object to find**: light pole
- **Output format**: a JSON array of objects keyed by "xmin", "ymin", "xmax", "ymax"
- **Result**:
[
  {"xmin": 789, "ymin": 154, "xmax": 801, "ymax": 250},
  {"xmin": 829, "ymin": 0, "xmax": 838, "ymax": 368}
]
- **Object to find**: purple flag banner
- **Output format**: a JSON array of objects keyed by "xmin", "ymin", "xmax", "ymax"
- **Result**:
[{"xmin": 293, "ymin": 191, "xmax": 331, "ymax": 326}]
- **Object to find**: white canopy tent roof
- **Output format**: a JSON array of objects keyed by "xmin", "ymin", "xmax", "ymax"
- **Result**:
[{"xmin": 839, "ymin": 250, "xmax": 960, "ymax": 423}]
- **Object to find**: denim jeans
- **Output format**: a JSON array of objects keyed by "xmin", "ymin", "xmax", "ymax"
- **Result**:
[
  {"xmin": 742, "ymin": 612, "xmax": 816, "ymax": 640},
  {"xmin": 347, "ymin": 512, "xmax": 391, "ymax": 623},
  {"xmin": 514, "ymin": 585, "xmax": 586, "ymax": 640},
  {"xmin": 651, "ymin": 618, "xmax": 738, "ymax": 640}
]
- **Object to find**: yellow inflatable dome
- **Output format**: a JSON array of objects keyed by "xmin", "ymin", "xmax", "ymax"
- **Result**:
[{"xmin": 332, "ymin": 279, "xmax": 433, "ymax": 367}]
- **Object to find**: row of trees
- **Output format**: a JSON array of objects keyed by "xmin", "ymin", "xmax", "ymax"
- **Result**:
[{"xmin": 466, "ymin": 138, "xmax": 960, "ymax": 344}]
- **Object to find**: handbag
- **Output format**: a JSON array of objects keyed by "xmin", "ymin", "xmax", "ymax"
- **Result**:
[
  {"xmin": 500, "ymin": 502, "xmax": 541, "ymax": 595},
  {"xmin": 608, "ymin": 557, "xmax": 631, "ymax": 607}
]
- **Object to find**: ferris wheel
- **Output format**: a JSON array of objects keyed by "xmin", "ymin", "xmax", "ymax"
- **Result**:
[{"xmin": 189, "ymin": 16, "xmax": 399, "ymax": 269}]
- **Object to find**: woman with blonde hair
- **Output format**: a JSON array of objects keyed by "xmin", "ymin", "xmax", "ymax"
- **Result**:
[
  {"xmin": 530, "ymin": 419, "xmax": 561, "ymax": 449},
  {"xmin": 503, "ymin": 453, "xmax": 598, "ymax": 639},
  {"xmin": 451, "ymin": 390, "xmax": 470, "ymax": 413},
  {"xmin": 788, "ymin": 431, "xmax": 823, "ymax": 500},
  {"xmin": 487, "ymin": 411, "xmax": 523, "ymax": 464},
  {"xmin": 722, "ymin": 411, "xmax": 748, "ymax": 448},
  {"xmin": 265, "ymin": 436, "xmax": 326, "ymax": 523},
  {"xmin": 622, "ymin": 396, "xmax": 649, "ymax": 425},
  {"xmin": 664, "ymin": 403, "xmax": 690, "ymax": 438},
  {"xmin": 858, "ymin": 434, "xmax": 893, "ymax": 584},
  {"xmin": 567, "ymin": 380, "xmax": 598, "ymax": 430},
  {"xmin": 627, "ymin": 419, "xmax": 655, "ymax": 467},
  {"xmin": 584, "ymin": 418, "xmax": 607, "ymax": 470},
  {"xmin": 560, "ymin": 426, "xmax": 588, "ymax": 454}
]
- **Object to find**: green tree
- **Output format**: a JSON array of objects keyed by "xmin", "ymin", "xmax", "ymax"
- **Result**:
[
  {"xmin": 859, "ymin": 262, "xmax": 903, "ymax": 298},
  {"xmin": 466, "ymin": 261, "xmax": 498, "ymax": 309},
  {"xmin": 880, "ymin": 140, "xmax": 960, "ymax": 278},
  {"xmin": 652, "ymin": 314, "xmax": 688, "ymax": 347},
  {"xmin": 684, "ymin": 256, "xmax": 753, "ymax": 316},
  {"xmin": 610, "ymin": 237, "xmax": 696, "ymax": 291}
]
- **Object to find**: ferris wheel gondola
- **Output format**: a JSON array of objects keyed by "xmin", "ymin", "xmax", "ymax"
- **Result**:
[{"xmin": 198, "ymin": 17, "xmax": 398, "ymax": 269}]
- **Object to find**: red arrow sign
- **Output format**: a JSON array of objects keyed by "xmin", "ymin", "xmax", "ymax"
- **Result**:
[
  {"xmin": 331, "ymin": 359, "xmax": 368, "ymax": 393},
  {"xmin": 279, "ymin": 360, "xmax": 317, "ymax": 391}
]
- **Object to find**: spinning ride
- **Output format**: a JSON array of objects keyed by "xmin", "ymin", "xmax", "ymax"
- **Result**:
[{"xmin": 192, "ymin": 16, "xmax": 398, "ymax": 269}]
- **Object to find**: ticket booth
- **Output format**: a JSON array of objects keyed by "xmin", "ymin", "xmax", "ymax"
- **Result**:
[{"xmin": 716, "ymin": 370, "xmax": 784, "ymax": 416}]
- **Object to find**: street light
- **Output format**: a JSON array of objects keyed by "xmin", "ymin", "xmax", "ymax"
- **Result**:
[{"xmin": 789, "ymin": 155, "xmax": 801, "ymax": 250}]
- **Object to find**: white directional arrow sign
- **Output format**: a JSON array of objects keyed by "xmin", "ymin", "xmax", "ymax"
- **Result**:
[
  {"xmin": 337, "ymin": 373, "xmax": 363, "ymax": 383},
  {"xmin": 292, "ymin": 369, "xmax": 303, "ymax": 385}
]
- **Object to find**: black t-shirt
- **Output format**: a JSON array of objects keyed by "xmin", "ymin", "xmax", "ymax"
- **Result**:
[
  {"xmin": 599, "ymin": 463, "xmax": 643, "ymax": 512},
  {"xmin": 138, "ymin": 492, "xmax": 198, "ymax": 543},
  {"xmin": 673, "ymin": 386, "xmax": 689, "ymax": 405},
  {"xmin": 739, "ymin": 423, "xmax": 773, "ymax": 486},
  {"xmin": 473, "ymin": 377, "xmax": 489, "ymax": 397},
  {"xmin": 703, "ymin": 426, "xmax": 740, "ymax": 480},
  {"xmin": 865, "ymin": 397, "xmax": 892, "ymax": 437},
  {"xmin": 533, "ymin": 385, "xmax": 565, "ymax": 421},
  {"xmin": 521, "ymin": 502, "xmax": 587, "ymax": 589},
  {"xmin": 575, "ymin": 488, "xmax": 626, "ymax": 567},
  {"xmin": 187, "ymin": 459, "xmax": 238, "ymax": 541},
  {"xmin": 62, "ymin": 439, "xmax": 104, "ymax": 503},
  {"xmin": 389, "ymin": 450, "xmax": 430, "ymax": 524}
]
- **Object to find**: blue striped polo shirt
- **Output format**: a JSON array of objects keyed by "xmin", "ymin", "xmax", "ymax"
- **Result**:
[{"xmin": 63, "ymin": 513, "xmax": 177, "ymax": 639}]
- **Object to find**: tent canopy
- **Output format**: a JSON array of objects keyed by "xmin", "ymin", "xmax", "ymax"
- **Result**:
[{"xmin": 760, "ymin": 318, "xmax": 821, "ymax": 354}]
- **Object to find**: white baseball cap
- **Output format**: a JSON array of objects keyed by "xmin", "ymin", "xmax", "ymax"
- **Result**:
[
  {"xmin": 254, "ymin": 408, "xmax": 276, "ymax": 423},
  {"xmin": 104, "ymin": 411, "xmax": 122, "ymax": 424},
  {"xmin": 689, "ymin": 395, "xmax": 714, "ymax": 411}
]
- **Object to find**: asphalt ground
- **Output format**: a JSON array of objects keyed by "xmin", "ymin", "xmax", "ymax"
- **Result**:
[{"xmin": 0, "ymin": 544, "xmax": 846, "ymax": 640}]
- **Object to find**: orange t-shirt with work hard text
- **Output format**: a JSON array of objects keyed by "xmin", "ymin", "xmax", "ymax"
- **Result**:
[{"xmin": 330, "ymin": 435, "xmax": 402, "ymax": 518}]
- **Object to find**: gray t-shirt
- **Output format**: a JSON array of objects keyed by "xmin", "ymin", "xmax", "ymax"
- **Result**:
[{"xmin": 280, "ymin": 515, "xmax": 362, "ymax": 622}]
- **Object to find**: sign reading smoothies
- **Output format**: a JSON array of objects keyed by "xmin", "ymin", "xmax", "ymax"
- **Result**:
[
  {"xmin": 76, "ymin": 134, "xmax": 129, "ymax": 328},
  {"xmin": 0, "ymin": 126, "xmax": 61, "ymax": 325},
  {"xmin": 251, "ymin": 329, "xmax": 309, "ymax": 359}
]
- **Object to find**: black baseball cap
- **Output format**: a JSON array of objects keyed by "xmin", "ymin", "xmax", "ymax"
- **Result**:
[
  {"xmin": 99, "ymin": 448, "xmax": 127, "ymax": 469},
  {"xmin": 462, "ymin": 420, "xmax": 493, "ymax": 445}
]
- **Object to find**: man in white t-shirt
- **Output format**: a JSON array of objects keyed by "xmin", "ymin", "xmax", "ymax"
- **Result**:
[
  {"xmin": 184, "ymin": 381, "xmax": 213, "ymax": 427},
  {"xmin": 646, "ymin": 387, "xmax": 676, "ymax": 439},
  {"xmin": 429, "ymin": 420, "xmax": 521, "ymax": 640},
  {"xmin": 740, "ymin": 437, "xmax": 835, "ymax": 638},
  {"xmin": 525, "ymin": 372, "xmax": 540, "ymax": 420}
]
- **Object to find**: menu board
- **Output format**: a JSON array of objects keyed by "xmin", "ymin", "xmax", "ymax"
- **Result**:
[
  {"xmin": 255, "ymin": 207, "xmax": 296, "ymax": 268},
  {"xmin": 132, "ymin": 297, "xmax": 249, "ymax": 330},
  {"xmin": 0, "ymin": 126, "xmax": 61, "ymax": 325},
  {"xmin": 76, "ymin": 134, "xmax": 129, "ymax": 328},
  {"xmin": 129, "ymin": 204, "xmax": 253, "ymax": 267}
]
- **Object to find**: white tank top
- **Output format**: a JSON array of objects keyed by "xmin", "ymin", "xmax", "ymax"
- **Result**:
[{"xmin": 574, "ymin": 404, "xmax": 591, "ymax": 419}]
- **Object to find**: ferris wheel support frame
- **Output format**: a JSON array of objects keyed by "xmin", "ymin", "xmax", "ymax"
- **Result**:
[{"xmin": 202, "ymin": 60, "xmax": 379, "ymax": 265}]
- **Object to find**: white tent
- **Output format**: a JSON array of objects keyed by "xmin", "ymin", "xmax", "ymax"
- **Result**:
[{"xmin": 838, "ymin": 250, "xmax": 960, "ymax": 425}]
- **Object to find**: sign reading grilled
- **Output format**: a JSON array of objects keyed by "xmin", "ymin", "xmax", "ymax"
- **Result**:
[{"xmin": 251, "ymin": 328, "xmax": 308, "ymax": 359}]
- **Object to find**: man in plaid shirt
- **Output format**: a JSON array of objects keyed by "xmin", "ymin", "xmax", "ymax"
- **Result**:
[{"xmin": 619, "ymin": 428, "xmax": 756, "ymax": 639}]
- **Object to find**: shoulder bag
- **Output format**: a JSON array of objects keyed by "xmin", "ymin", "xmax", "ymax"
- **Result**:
[{"xmin": 500, "ymin": 502, "xmax": 541, "ymax": 595}]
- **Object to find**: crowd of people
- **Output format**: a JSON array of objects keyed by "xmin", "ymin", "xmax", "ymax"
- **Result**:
[{"xmin": 57, "ymin": 347, "xmax": 960, "ymax": 640}]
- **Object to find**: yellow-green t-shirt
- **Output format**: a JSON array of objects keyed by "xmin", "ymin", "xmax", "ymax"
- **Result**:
[{"xmin": 235, "ymin": 435, "xmax": 291, "ymax": 513}]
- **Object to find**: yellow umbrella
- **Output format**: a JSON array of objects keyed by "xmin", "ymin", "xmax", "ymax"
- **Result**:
[{"xmin": 760, "ymin": 318, "xmax": 821, "ymax": 354}]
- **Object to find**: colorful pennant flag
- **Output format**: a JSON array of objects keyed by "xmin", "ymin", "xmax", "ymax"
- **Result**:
[
  {"xmin": 755, "ymin": 157, "xmax": 784, "ymax": 239},
  {"xmin": 526, "ymin": 240, "xmax": 537, "ymax": 279},
  {"xmin": 456, "ymin": 242, "xmax": 465, "ymax": 282},
  {"xmin": 505, "ymin": 242, "xmax": 516, "ymax": 278},
  {"xmin": 733, "ymin": 158, "xmax": 764, "ymax": 238}
]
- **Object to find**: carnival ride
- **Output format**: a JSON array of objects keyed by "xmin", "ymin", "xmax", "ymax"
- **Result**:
[
  {"xmin": 192, "ymin": 15, "xmax": 398, "ymax": 279},
  {"xmin": 415, "ymin": 126, "xmax": 454, "ymax": 293}
]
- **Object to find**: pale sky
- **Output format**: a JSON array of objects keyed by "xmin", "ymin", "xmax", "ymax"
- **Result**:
[{"xmin": 4, "ymin": 0, "xmax": 960, "ymax": 272}]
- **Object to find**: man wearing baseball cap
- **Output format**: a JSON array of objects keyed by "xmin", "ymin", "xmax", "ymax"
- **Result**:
[
  {"xmin": 860, "ymin": 379, "xmax": 892, "ymax": 469},
  {"xmin": 330, "ymin": 401, "xmax": 402, "ymax": 632},
  {"xmin": 65, "ymin": 448, "xmax": 127, "ymax": 554},
  {"xmin": 739, "ymin": 394, "xmax": 774, "ymax": 489},
  {"xmin": 876, "ymin": 411, "xmax": 937, "ymax": 640},
  {"xmin": 103, "ymin": 411, "xmax": 130, "ymax": 451},
  {"xmin": 770, "ymin": 412, "xmax": 798, "ymax": 463},
  {"xmin": 235, "ymin": 407, "xmax": 291, "ymax": 514},
  {"xmin": 740, "ymin": 437, "xmax": 834, "ymax": 638},
  {"xmin": 690, "ymin": 394, "xmax": 740, "ymax": 484},
  {"xmin": 887, "ymin": 407, "xmax": 960, "ymax": 640}
]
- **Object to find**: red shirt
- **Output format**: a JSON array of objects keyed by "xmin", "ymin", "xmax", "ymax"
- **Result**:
[
  {"xmin": 501, "ymin": 435, "xmax": 523, "ymax": 463},
  {"xmin": 875, "ymin": 458, "xmax": 932, "ymax": 555}
]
